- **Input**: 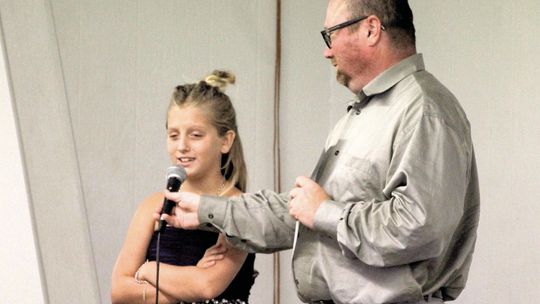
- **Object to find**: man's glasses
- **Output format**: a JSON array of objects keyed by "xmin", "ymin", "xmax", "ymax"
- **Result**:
[{"xmin": 321, "ymin": 15, "xmax": 386, "ymax": 48}]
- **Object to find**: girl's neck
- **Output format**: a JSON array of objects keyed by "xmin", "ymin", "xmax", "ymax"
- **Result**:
[{"xmin": 181, "ymin": 175, "xmax": 227, "ymax": 197}]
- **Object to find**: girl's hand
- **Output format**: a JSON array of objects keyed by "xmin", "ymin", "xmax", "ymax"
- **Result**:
[
  {"xmin": 197, "ymin": 242, "xmax": 228, "ymax": 268},
  {"xmin": 135, "ymin": 260, "xmax": 154, "ymax": 282}
]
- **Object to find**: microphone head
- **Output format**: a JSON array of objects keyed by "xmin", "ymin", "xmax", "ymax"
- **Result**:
[
  {"xmin": 166, "ymin": 166, "xmax": 187, "ymax": 193},
  {"xmin": 160, "ymin": 166, "xmax": 187, "ymax": 231}
]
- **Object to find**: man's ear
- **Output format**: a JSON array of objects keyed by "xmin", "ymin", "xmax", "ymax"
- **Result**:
[{"xmin": 365, "ymin": 15, "xmax": 383, "ymax": 44}]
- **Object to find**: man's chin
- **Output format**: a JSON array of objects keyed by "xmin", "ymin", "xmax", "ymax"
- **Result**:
[{"xmin": 336, "ymin": 71, "xmax": 349, "ymax": 87}]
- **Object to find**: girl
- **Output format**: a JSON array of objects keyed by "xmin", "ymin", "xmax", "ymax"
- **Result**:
[{"xmin": 111, "ymin": 70, "xmax": 255, "ymax": 304}]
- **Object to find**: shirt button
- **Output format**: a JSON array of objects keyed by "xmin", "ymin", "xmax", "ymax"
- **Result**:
[
  {"xmin": 206, "ymin": 223, "xmax": 213, "ymax": 228},
  {"xmin": 334, "ymin": 150, "xmax": 340, "ymax": 156},
  {"xmin": 208, "ymin": 213, "xmax": 214, "ymax": 219},
  {"xmin": 294, "ymin": 279, "xmax": 299, "ymax": 285}
]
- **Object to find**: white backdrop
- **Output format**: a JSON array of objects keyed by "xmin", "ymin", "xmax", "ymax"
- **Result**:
[
  {"xmin": 0, "ymin": 22, "xmax": 45, "ymax": 303},
  {"xmin": 1, "ymin": 1, "xmax": 539, "ymax": 303}
]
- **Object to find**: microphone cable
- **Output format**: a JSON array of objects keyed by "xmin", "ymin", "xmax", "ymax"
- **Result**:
[
  {"xmin": 155, "ymin": 165, "xmax": 186, "ymax": 304},
  {"xmin": 155, "ymin": 230, "xmax": 162, "ymax": 304}
]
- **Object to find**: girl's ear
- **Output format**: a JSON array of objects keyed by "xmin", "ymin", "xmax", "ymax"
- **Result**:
[{"xmin": 221, "ymin": 130, "xmax": 236, "ymax": 154}]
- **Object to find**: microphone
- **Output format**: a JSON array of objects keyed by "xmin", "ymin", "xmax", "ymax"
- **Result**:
[{"xmin": 158, "ymin": 165, "xmax": 187, "ymax": 232}]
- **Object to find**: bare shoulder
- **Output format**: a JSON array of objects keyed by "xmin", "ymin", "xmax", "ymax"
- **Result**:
[
  {"xmin": 136, "ymin": 192, "xmax": 164, "ymax": 214},
  {"xmin": 224, "ymin": 187, "xmax": 243, "ymax": 198},
  {"xmin": 128, "ymin": 192, "xmax": 164, "ymax": 232}
]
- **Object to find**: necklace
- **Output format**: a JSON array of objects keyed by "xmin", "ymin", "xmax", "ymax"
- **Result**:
[
  {"xmin": 216, "ymin": 181, "xmax": 226, "ymax": 197},
  {"xmin": 180, "ymin": 180, "xmax": 226, "ymax": 196}
]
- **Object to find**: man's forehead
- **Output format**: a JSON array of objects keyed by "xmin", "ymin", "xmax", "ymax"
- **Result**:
[{"xmin": 325, "ymin": 0, "xmax": 351, "ymax": 25}]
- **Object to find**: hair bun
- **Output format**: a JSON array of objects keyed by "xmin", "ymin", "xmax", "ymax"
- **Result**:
[{"xmin": 204, "ymin": 70, "xmax": 235, "ymax": 92}]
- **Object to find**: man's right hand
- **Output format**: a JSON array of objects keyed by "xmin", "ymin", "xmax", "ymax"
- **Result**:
[{"xmin": 154, "ymin": 190, "xmax": 201, "ymax": 229}]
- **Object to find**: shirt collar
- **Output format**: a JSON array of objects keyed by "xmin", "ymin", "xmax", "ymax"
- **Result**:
[
  {"xmin": 347, "ymin": 92, "xmax": 370, "ymax": 112},
  {"xmin": 360, "ymin": 53, "xmax": 425, "ymax": 98}
]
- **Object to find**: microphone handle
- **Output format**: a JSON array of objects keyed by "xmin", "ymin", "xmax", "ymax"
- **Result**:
[
  {"xmin": 158, "ymin": 175, "xmax": 182, "ymax": 232},
  {"xmin": 158, "ymin": 199, "xmax": 176, "ymax": 232}
]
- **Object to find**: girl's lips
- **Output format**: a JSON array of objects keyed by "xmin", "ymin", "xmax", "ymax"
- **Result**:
[
  {"xmin": 177, "ymin": 157, "xmax": 195, "ymax": 166},
  {"xmin": 178, "ymin": 157, "xmax": 195, "ymax": 161}
]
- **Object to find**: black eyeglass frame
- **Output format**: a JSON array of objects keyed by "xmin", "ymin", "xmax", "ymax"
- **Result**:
[{"xmin": 320, "ymin": 15, "xmax": 386, "ymax": 48}]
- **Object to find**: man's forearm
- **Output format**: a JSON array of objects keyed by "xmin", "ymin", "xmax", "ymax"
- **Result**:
[{"xmin": 199, "ymin": 190, "xmax": 296, "ymax": 253}]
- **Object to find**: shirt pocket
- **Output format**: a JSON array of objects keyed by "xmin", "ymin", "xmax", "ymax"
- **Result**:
[{"xmin": 340, "ymin": 154, "xmax": 384, "ymax": 201}]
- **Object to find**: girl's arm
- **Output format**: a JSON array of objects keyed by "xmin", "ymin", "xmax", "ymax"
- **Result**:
[
  {"xmin": 138, "ymin": 234, "xmax": 248, "ymax": 302},
  {"xmin": 111, "ymin": 193, "xmax": 178, "ymax": 303}
]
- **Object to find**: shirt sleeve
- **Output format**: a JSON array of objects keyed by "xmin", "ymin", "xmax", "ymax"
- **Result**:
[
  {"xmin": 198, "ymin": 189, "xmax": 297, "ymax": 253},
  {"xmin": 313, "ymin": 114, "xmax": 472, "ymax": 267}
]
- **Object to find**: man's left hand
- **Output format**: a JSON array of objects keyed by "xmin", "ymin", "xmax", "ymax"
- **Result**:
[{"xmin": 288, "ymin": 176, "xmax": 330, "ymax": 229}]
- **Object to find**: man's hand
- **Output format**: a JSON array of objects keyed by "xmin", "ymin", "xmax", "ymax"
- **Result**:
[
  {"xmin": 153, "ymin": 191, "xmax": 202, "ymax": 229},
  {"xmin": 288, "ymin": 176, "xmax": 330, "ymax": 229}
]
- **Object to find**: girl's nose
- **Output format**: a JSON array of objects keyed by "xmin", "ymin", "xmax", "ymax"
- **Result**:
[{"xmin": 177, "ymin": 136, "xmax": 189, "ymax": 152}]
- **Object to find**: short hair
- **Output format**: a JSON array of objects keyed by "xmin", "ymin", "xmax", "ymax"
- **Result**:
[{"xmin": 347, "ymin": 0, "xmax": 416, "ymax": 48}]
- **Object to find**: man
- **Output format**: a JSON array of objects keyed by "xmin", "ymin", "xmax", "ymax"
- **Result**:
[{"xmin": 160, "ymin": 1, "xmax": 480, "ymax": 303}]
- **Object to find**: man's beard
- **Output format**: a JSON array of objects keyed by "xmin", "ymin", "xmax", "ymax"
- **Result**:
[
  {"xmin": 336, "ymin": 69, "xmax": 351, "ymax": 87},
  {"xmin": 332, "ymin": 58, "xmax": 351, "ymax": 87}
]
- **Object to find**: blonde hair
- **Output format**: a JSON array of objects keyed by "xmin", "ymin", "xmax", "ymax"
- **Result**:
[{"xmin": 167, "ymin": 70, "xmax": 247, "ymax": 192}]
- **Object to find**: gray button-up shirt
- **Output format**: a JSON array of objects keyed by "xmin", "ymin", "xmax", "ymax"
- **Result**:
[{"xmin": 199, "ymin": 54, "xmax": 480, "ymax": 304}]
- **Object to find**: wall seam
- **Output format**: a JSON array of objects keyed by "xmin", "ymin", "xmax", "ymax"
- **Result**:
[
  {"xmin": 47, "ymin": 0, "xmax": 102, "ymax": 301},
  {"xmin": 0, "ymin": 6, "xmax": 50, "ymax": 303},
  {"xmin": 273, "ymin": 0, "xmax": 282, "ymax": 304}
]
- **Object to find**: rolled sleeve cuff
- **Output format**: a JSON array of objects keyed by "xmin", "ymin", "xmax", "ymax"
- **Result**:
[
  {"xmin": 313, "ymin": 200, "xmax": 344, "ymax": 237},
  {"xmin": 198, "ymin": 195, "xmax": 228, "ymax": 231}
]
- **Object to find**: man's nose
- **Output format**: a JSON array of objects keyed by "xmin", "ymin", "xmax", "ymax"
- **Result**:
[{"xmin": 323, "ymin": 46, "xmax": 333, "ymax": 59}]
